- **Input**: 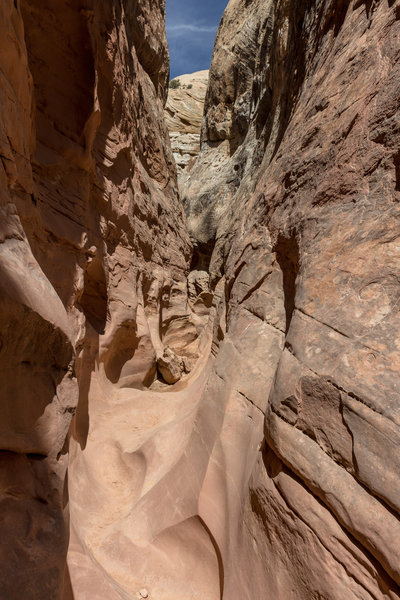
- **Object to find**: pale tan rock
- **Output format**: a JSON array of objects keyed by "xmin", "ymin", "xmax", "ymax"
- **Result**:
[
  {"xmin": 182, "ymin": 0, "xmax": 400, "ymax": 598},
  {"xmin": 0, "ymin": 0, "xmax": 197, "ymax": 597},
  {"xmin": 164, "ymin": 71, "xmax": 208, "ymax": 184},
  {"xmin": 181, "ymin": 0, "xmax": 278, "ymax": 274},
  {"xmin": 156, "ymin": 346, "xmax": 183, "ymax": 384},
  {"xmin": 2, "ymin": 0, "xmax": 400, "ymax": 599}
]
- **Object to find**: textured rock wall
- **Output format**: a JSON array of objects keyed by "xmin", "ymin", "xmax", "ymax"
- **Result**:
[
  {"xmin": 2, "ymin": 0, "xmax": 400, "ymax": 599},
  {"xmin": 182, "ymin": 0, "xmax": 279, "ymax": 270},
  {"xmin": 164, "ymin": 70, "xmax": 208, "ymax": 185},
  {"xmin": 185, "ymin": 0, "xmax": 400, "ymax": 598},
  {"xmin": 0, "ymin": 0, "xmax": 202, "ymax": 597}
]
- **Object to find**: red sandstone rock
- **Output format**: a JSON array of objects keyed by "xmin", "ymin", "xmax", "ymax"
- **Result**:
[{"xmin": 0, "ymin": 0, "xmax": 199, "ymax": 597}]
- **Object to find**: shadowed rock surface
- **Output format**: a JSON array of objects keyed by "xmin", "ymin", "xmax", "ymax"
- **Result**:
[
  {"xmin": 0, "ymin": 0, "xmax": 201, "ymax": 597},
  {"xmin": 1, "ymin": 0, "xmax": 400, "ymax": 599}
]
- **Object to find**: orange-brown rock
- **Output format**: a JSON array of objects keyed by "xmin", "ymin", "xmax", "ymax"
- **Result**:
[
  {"xmin": 164, "ymin": 70, "xmax": 208, "ymax": 185},
  {"xmin": 184, "ymin": 0, "xmax": 400, "ymax": 598},
  {"xmin": 2, "ymin": 0, "xmax": 400, "ymax": 599},
  {"xmin": 0, "ymin": 0, "xmax": 199, "ymax": 597}
]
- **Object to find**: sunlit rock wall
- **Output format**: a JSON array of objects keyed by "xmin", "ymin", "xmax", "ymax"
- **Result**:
[
  {"xmin": 0, "ymin": 0, "xmax": 200, "ymax": 597},
  {"xmin": 164, "ymin": 70, "xmax": 208, "ymax": 186},
  {"xmin": 185, "ymin": 0, "xmax": 400, "ymax": 598},
  {"xmin": 1, "ymin": 0, "xmax": 400, "ymax": 599}
]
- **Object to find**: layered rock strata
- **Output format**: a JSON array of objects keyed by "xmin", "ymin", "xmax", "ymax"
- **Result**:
[
  {"xmin": 184, "ymin": 0, "xmax": 400, "ymax": 598},
  {"xmin": 1, "ymin": 0, "xmax": 400, "ymax": 599},
  {"xmin": 0, "ymin": 0, "xmax": 206, "ymax": 597},
  {"xmin": 164, "ymin": 70, "xmax": 208, "ymax": 185}
]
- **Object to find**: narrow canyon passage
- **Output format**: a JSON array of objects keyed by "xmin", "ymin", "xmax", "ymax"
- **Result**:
[{"xmin": 1, "ymin": 0, "xmax": 400, "ymax": 599}]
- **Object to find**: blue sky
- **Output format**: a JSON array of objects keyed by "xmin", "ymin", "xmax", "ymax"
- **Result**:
[{"xmin": 166, "ymin": 0, "xmax": 228, "ymax": 79}]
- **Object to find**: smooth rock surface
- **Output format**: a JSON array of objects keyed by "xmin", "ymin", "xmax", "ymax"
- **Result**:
[
  {"xmin": 1, "ymin": 0, "xmax": 400, "ymax": 599},
  {"xmin": 184, "ymin": 0, "xmax": 400, "ymax": 598},
  {"xmin": 0, "ymin": 0, "xmax": 203, "ymax": 597}
]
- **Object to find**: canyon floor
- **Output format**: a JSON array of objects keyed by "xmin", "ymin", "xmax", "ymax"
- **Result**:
[{"xmin": 1, "ymin": 0, "xmax": 400, "ymax": 599}]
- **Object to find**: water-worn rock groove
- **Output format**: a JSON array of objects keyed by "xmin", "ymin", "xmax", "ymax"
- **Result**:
[{"xmin": 0, "ymin": 0, "xmax": 400, "ymax": 599}]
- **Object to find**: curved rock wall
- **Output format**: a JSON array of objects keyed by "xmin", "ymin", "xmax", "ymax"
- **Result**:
[
  {"xmin": 1, "ymin": 0, "xmax": 400, "ymax": 599},
  {"xmin": 185, "ymin": 0, "xmax": 400, "ymax": 598},
  {"xmin": 0, "ymin": 0, "xmax": 201, "ymax": 597}
]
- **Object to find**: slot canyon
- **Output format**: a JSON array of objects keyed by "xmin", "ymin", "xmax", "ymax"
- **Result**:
[{"xmin": 1, "ymin": 0, "xmax": 400, "ymax": 598}]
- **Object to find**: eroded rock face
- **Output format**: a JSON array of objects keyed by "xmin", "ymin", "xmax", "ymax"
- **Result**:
[
  {"xmin": 2, "ymin": 0, "xmax": 400, "ymax": 599},
  {"xmin": 164, "ymin": 70, "xmax": 208, "ymax": 185},
  {"xmin": 184, "ymin": 0, "xmax": 400, "ymax": 598},
  {"xmin": 181, "ymin": 0, "xmax": 279, "ymax": 272},
  {"xmin": 0, "ymin": 0, "xmax": 203, "ymax": 597}
]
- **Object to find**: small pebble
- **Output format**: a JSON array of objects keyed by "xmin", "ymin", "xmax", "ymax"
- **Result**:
[{"xmin": 140, "ymin": 590, "xmax": 149, "ymax": 599}]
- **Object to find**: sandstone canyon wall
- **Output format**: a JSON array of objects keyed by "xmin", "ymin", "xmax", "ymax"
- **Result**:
[
  {"xmin": 164, "ymin": 70, "xmax": 208, "ymax": 185},
  {"xmin": 1, "ymin": 0, "xmax": 400, "ymax": 599},
  {"xmin": 0, "ymin": 0, "xmax": 197, "ymax": 597},
  {"xmin": 183, "ymin": 0, "xmax": 400, "ymax": 598}
]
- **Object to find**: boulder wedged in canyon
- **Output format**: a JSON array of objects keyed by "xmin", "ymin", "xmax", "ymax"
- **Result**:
[
  {"xmin": 164, "ymin": 70, "xmax": 208, "ymax": 185},
  {"xmin": 1, "ymin": 0, "xmax": 400, "ymax": 599}
]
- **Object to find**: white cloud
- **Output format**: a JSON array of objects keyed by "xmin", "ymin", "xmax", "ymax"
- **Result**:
[{"xmin": 167, "ymin": 23, "xmax": 217, "ymax": 33}]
